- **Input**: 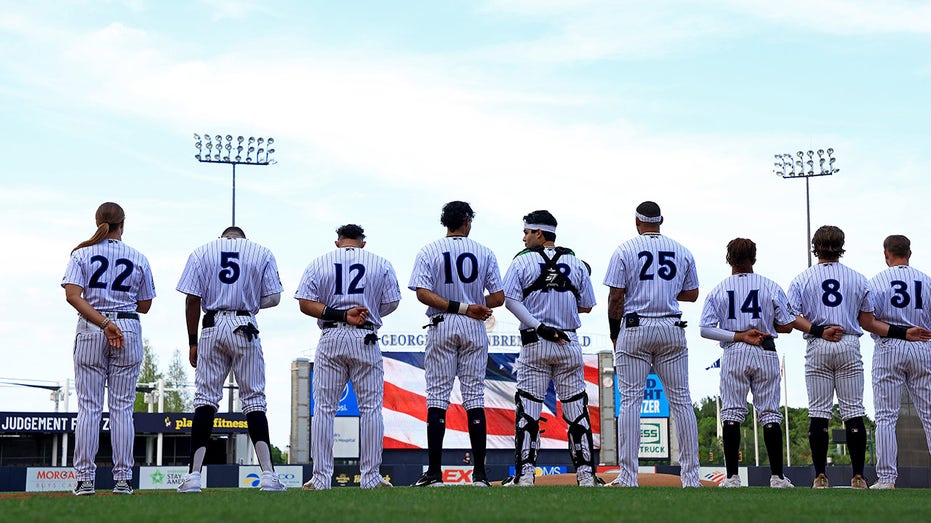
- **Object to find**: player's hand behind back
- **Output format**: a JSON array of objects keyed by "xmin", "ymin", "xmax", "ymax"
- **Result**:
[
  {"xmin": 465, "ymin": 304, "xmax": 493, "ymax": 321},
  {"xmin": 345, "ymin": 307, "xmax": 370, "ymax": 326},
  {"xmin": 905, "ymin": 327, "xmax": 931, "ymax": 342},
  {"xmin": 734, "ymin": 328, "xmax": 767, "ymax": 346}
]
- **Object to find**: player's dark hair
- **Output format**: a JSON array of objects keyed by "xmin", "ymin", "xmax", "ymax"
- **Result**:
[
  {"xmin": 726, "ymin": 238, "xmax": 756, "ymax": 271},
  {"xmin": 636, "ymin": 201, "xmax": 662, "ymax": 218},
  {"xmin": 72, "ymin": 202, "xmax": 125, "ymax": 253},
  {"xmin": 812, "ymin": 225, "xmax": 845, "ymax": 259},
  {"xmin": 221, "ymin": 226, "xmax": 246, "ymax": 239},
  {"xmin": 336, "ymin": 224, "xmax": 365, "ymax": 240},
  {"xmin": 440, "ymin": 201, "xmax": 475, "ymax": 230},
  {"xmin": 883, "ymin": 235, "xmax": 911, "ymax": 258},
  {"xmin": 522, "ymin": 210, "xmax": 557, "ymax": 242}
]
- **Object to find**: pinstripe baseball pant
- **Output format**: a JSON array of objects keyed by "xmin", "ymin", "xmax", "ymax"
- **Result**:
[
  {"xmin": 311, "ymin": 328, "xmax": 384, "ymax": 489},
  {"xmin": 72, "ymin": 316, "xmax": 142, "ymax": 482},
  {"xmin": 425, "ymin": 314, "xmax": 488, "ymax": 411},
  {"xmin": 615, "ymin": 318, "xmax": 699, "ymax": 487},
  {"xmin": 805, "ymin": 335, "xmax": 865, "ymax": 420},
  {"xmin": 872, "ymin": 339, "xmax": 931, "ymax": 483},
  {"xmin": 720, "ymin": 344, "xmax": 782, "ymax": 425},
  {"xmin": 194, "ymin": 311, "xmax": 267, "ymax": 414}
]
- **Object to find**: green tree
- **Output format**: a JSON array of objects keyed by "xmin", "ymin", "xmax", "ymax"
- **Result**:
[
  {"xmin": 134, "ymin": 339, "xmax": 163, "ymax": 412},
  {"xmin": 270, "ymin": 444, "xmax": 288, "ymax": 465}
]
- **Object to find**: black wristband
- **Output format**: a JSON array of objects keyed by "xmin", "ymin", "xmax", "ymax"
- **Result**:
[
  {"xmin": 887, "ymin": 325, "xmax": 909, "ymax": 340},
  {"xmin": 322, "ymin": 306, "xmax": 348, "ymax": 322},
  {"xmin": 447, "ymin": 300, "xmax": 461, "ymax": 314},
  {"xmin": 809, "ymin": 324, "xmax": 825, "ymax": 338},
  {"xmin": 188, "ymin": 333, "xmax": 198, "ymax": 346},
  {"xmin": 609, "ymin": 318, "xmax": 621, "ymax": 339}
]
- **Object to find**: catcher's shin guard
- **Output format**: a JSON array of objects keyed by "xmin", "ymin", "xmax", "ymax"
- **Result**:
[
  {"xmin": 562, "ymin": 391, "xmax": 594, "ymax": 469},
  {"xmin": 514, "ymin": 389, "xmax": 543, "ymax": 470}
]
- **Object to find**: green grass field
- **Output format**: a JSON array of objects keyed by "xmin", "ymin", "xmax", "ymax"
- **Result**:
[{"xmin": 1, "ymin": 486, "xmax": 929, "ymax": 523}]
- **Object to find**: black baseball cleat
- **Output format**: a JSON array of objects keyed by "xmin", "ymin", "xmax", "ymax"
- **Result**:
[
  {"xmin": 472, "ymin": 472, "xmax": 491, "ymax": 487},
  {"xmin": 413, "ymin": 472, "xmax": 444, "ymax": 487},
  {"xmin": 73, "ymin": 480, "xmax": 95, "ymax": 496}
]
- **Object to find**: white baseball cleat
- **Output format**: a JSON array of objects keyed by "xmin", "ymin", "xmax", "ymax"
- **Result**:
[
  {"xmin": 502, "ymin": 464, "xmax": 535, "ymax": 487},
  {"xmin": 577, "ymin": 465, "xmax": 597, "ymax": 487},
  {"xmin": 870, "ymin": 482, "xmax": 895, "ymax": 490},
  {"xmin": 770, "ymin": 475, "xmax": 794, "ymax": 488},
  {"xmin": 177, "ymin": 472, "xmax": 202, "ymax": 493},
  {"xmin": 719, "ymin": 475, "xmax": 742, "ymax": 488},
  {"xmin": 260, "ymin": 471, "xmax": 288, "ymax": 491}
]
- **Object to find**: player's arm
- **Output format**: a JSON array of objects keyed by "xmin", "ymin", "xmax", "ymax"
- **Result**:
[
  {"xmin": 415, "ymin": 287, "xmax": 492, "ymax": 321},
  {"xmin": 485, "ymin": 290, "xmax": 504, "ymax": 309},
  {"xmin": 260, "ymin": 293, "xmax": 281, "ymax": 309},
  {"xmin": 64, "ymin": 283, "xmax": 124, "ymax": 349},
  {"xmin": 774, "ymin": 322, "xmax": 794, "ymax": 334},
  {"xmin": 607, "ymin": 286, "xmax": 625, "ymax": 346},
  {"xmin": 858, "ymin": 311, "xmax": 931, "ymax": 341},
  {"xmin": 184, "ymin": 294, "xmax": 201, "ymax": 367},
  {"xmin": 136, "ymin": 299, "xmax": 153, "ymax": 314},
  {"xmin": 505, "ymin": 297, "xmax": 568, "ymax": 345},
  {"xmin": 578, "ymin": 306, "xmax": 592, "ymax": 314},
  {"xmin": 790, "ymin": 315, "xmax": 844, "ymax": 341},
  {"xmin": 298, "ymin": 298, "xmax": 369, "ymax": 325},
  {"xmin": 379, "ymin": 300, "xmax": 400, "ymax": 317},
  {"xmin": 677, "ymin": 288, "xmax": 699, "ymax": 302}
]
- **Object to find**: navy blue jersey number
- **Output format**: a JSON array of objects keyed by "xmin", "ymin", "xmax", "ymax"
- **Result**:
[
  {"xmin": 638, "ymin": 251, "xmax": 677, "ymax": 281},
  {"xmin": 821, "ymin": 279, "xmax": 843, "ymax": 307},
  {"xmin": 334, "ymin": 263, "xmax": 366, "ymax": 295},
  {"xmin": 88, "ymin": 255, "xmax": 135, "ymax": 291},
  {"xmin": 219, "ymin": 252, "xmax": 240, "ymax": 284},
  {"xmin": 891, "ymin": 280, "xmax": 925, "ymax": 309},
  {"xmin": 726, "ymin": 289, "xmax": 762, "ymax": 319},
  {"xmin": 442, "ymin": 252, "xmax": 478, "ymax": 284}
]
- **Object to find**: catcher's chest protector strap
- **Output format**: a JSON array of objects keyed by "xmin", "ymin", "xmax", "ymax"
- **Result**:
[{"xmin": 521, "ymin": 247, "xmax": 580, "ymax": 300}]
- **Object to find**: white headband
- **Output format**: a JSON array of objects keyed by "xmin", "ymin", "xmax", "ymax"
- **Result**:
[
  {"xmin": 524, "ymin": 222, "xmax": 557, "ymax": 234},
  {"xmin": 635, "ymin": 212, "xmax": 662, "ymax": 223}
]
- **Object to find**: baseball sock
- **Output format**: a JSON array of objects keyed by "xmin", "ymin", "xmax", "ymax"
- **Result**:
[
  {"xmin": 426, "ymin": 407, "xmax": 446, "ymax": 476},
  {"xmin": 808, "ymin": 417, "xmax": 829, "ymax": 476},
  {"xmin": 845, "ymin": 417, "xmax": 867, "ymax": 477},
  {"xmin": 246, "ymin": 411, "xmax": 274, "ymax": 473},
  {"xmin": 190, "ymin": 405, "xmax": 216, "ymax": 473},
  {"xmin": 763, "ymin": 423, "xmax": 784, "ymax": 478},
  {"xmin": 723, "ymin": 420, "xmax": 740, "ymax": 478},
  {"xmin": 466, "ymin": 408, "xmax": 487, "ymax": 479}
]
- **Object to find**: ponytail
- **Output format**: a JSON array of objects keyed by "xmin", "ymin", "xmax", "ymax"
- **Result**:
[{"xmin": 71, "ymin": 202, "xmax": 125, "ymax": 253}]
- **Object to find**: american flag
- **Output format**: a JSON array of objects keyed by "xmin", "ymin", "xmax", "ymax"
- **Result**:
[{"xmin": 381, "ymin": 352, "xmax": 602, "ymax": 449}]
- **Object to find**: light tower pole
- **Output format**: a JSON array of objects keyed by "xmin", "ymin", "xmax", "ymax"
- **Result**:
[
  {"xmin": 773, "ymin": 148, "xmax": 839, "ymax": 267},
  {"xmin": 194, "ymin": 133, "xmax": 277, "ymax": 226}
]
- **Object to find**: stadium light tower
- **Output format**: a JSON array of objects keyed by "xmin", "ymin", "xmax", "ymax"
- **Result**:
[
  {"xmin": 773, "ymin": 148, "xmax": 839, "ymax": 267},
  {"xmin": 194, "ymin": 133, "xmax": 277, "ymax": 226}
]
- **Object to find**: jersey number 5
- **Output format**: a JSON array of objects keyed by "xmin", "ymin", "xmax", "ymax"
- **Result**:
[{"xmin": 219, "ymin": 252, "xmax": 240, "ymax": 284}]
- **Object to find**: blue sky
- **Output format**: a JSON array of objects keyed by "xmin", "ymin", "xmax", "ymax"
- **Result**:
[{"xmin": 2, "ymin": 0, "xmax": 930, "ymax": 450}]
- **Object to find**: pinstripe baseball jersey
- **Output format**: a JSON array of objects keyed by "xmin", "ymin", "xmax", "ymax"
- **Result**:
[
  {"xmin": 62, "ymin": 238, "xmax": 154, "ymax": 485},
  {"xmin": 408, "ymin": 236, "xmax": 503, "ymax": 315},
  {"xmin": 62, "ymin": 239, "xmax": 156, "ymax": 310},
  {"xmin": 700, "ymin": 273, "xmax": 796, "ymax": 347},
  {"xmin": 176, "ymin": 237, "xmax": 283, "ymax": 312},
  {"xmin": 869, "ymin": 265, "xmax": 931, "ymax": 335},
  {"xmin": 787, "ymin": 262, "xmax": 872, "ymax": 337},
  {"xmin": 295, "ymin": 247, "xmax": 402, "ymax": 324},
  {"xmin": 502, "ymin": 247, "xmax": 596, "ymax": 330},
  {"xmin": 603, "ymin": 233, "xmax": 698, "ymax": 316}
]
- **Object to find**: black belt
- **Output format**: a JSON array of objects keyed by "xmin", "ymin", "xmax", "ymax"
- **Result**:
[
  {"xmin": 519, "ymin": 327, "xmax": 576, "ymax": 345},
  {"xmin": 203, "ymin": 310, "xmax": 250, "ymax": 328},
  {"xmin": 322, "ymin": 321, "xmax": 376, "ymax": 331},
  {"xmin": 102, "ymin": 312, "xmax": 139, "ymax": 321},
  {"xmin": 624, "ymin": 312, "xmax": 685, "ymax": 329}
]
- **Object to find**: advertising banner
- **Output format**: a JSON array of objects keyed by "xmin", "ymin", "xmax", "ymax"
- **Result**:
[
  {"xmin": 139, "ymin": 466, "xmax": 203, "ymax": 490},
  {"xmin": 238, "ymin": 466, "xmax": 303, "ymax": 489},
  {"xmin": 25, "ymin": 467, "xmax": 77, "ymax": 492},
  {"xmin": 639, "ymin": 418, "xmax": 670, "ymax": 459}
]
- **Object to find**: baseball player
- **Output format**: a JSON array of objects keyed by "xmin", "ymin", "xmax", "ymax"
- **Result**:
[
  {"xmin": 175, "ymin": 226, "xmax": 286, "ymax": 493},
  {"xmin": 604, "ymin": 201, "xmax": 700, "ymax": 488},
  {"xmin": 500, "ymin": 210, "xmax": 599, "ymax": 487},
  {"xmin": 787, "ymin": 225, "xmax": 930, "ymax": 489},
  {"xmin": 62, "ymin": 202, "xmax": 156, "ymax": 496},
  {"xmin": 296, "ymin": 224, "xmax": 401, "ymax": 490},
  {"xmin": 868, "ymin": 235, "xmax": 931, "ymax": 490},
  {"xmin": 699, "ymin": 238, "xmax": 802, "ymax": 488},
  {"xmin": 409, "ymin": 202, "xmax": 504, "ymax": 488}
]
